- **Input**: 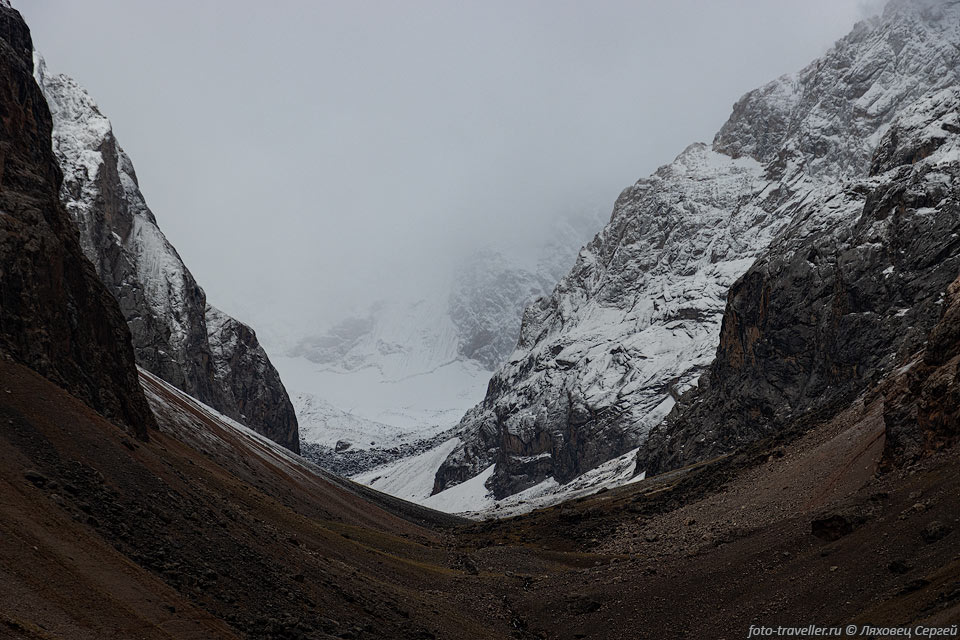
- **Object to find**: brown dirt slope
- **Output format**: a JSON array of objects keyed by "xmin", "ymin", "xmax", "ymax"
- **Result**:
[
  {"xmin": 2, "ymin": 351, "xmax": 959, "ymax": 640},
  {"xmin": 486, "ymin": 398, "xmax": 960, "ymax": 639},
  {"xmin": 0, "ymin": 359, "xmax": 532, "ymax": 639}
]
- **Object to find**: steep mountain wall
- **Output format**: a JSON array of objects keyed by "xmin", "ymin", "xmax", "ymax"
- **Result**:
[
  {"xmin": 33, "ymin": 56, "xmax": 299, "ymax": 452},
  {"xmin": 438, "ymin": 0, "xmax": 960, "ymax": 498},
  {"xmin": 0, "ymin": 4, "xmax": 155, "ymax": 436}
]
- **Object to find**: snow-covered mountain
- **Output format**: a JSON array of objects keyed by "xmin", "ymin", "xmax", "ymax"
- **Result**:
[
  {"xmin": 33, "ymin": 55, "xmax": 299, "ymax": 452},
  {"xmin": 278, "ymin": 214, "xmax": 602, "ymax": 477},
  {"xmin": 430, "ymin": 0, "xmax": 960, "ymax": 506}
]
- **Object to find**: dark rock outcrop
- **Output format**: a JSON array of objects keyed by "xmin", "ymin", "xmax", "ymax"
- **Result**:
[
  {"xmin": 0, "ymin": 4, "xmax": 155, "ymax": 437},
  {"xmin": 881, "ymin": 270, "xmax": 960, "ymax": 465}
]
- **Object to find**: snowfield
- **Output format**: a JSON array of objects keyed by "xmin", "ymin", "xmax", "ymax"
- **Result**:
[
  {"xmin": 353, "ymin": 437, "xmax": 462, "ymax": 503},
  {"xmin": 353, "ymin": 438, "xmax": 644, "ymax": 517},
  {"xmin": 275, "ymin": 353, "xmax": 489, "ymax": 438}
]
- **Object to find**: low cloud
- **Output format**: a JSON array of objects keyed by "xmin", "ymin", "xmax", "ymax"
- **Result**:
[{"xmin": 20, "ymin": 0, "xmax": 867, "ymax": 336}]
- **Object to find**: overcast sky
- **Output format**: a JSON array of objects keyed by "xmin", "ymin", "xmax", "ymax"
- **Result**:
[{"xmin": 19, "ymin": 0, "xmax": 880, "ymax": 342}]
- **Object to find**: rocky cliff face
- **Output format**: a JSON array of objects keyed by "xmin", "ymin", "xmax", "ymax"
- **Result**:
[
  {"xmin": 437, "ymin": 0, "xmax": 960, "ymax": 498},
  {"xmin": 0, "ymin": 4, "xmax": 155, "ymax": 436},
  {"xmin": 206, "ymin": 304, "xmax": 298, "ymax": 451},
  {"xmin": 882, "ymin": 270, "xmax": 960, "ymax": 468},
  {"xmin": 33, "ymin": 56, "xmax": 299, "ymax": 452},
  {"xmin": 714, "ymin": 0, "xmax": 960, "ymax": 179},
  {"xmin": 640, "ymin": 86, "xmax": 960, "ymax": 475}
]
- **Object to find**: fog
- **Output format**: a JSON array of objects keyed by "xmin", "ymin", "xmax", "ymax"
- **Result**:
[{"xmin": 19, "ymin": 0, "xmax": 881, "ymax": 341}]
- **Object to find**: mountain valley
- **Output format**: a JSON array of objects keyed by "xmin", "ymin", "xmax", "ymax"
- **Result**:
[{"xmin": 1, "ymin": 1, "xmax": 959, "ymax": 638}]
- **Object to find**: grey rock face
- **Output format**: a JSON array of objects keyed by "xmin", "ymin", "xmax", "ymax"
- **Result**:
[
  {"xmin": 883, "ymin": 270, "xmax": 960, "ymax": 466},
  {"xmin": 436, "ymin": 145, "xmax": 784, "ymax": 498},
  {"xmin": 640, "ymin": 87, "xmax": 960, "ymax": 475},
  {"xmin": 33, "ymin": 56, "xmax": 299, "ymax": 451},
  {"xmin": 0, "ymin": 5, "xmax": 155, "ymax": 436},
  {"xmin": 716, "ymin": 0, "xmax": 960, "ymax": 179},
  {"xmin": 206, "ymin": 305, "xmax": 299, "ymax": 452},
  {"xmin": 437, "ymin": 0, "xmax": 960, "ymax": 499}
]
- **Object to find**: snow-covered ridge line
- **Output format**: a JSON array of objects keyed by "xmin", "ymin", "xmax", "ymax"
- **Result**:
[{"xmin": 640, "ymin": 83, "xmax": 960, "ymax": 474}]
